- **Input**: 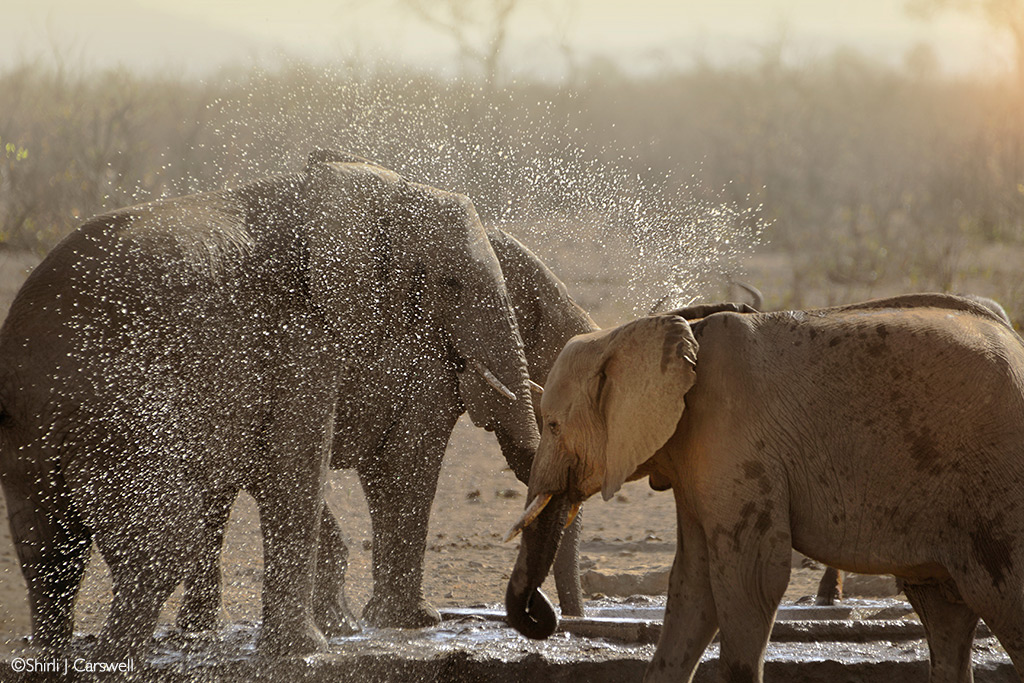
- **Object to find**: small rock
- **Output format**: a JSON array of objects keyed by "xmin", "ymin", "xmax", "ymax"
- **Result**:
[
  {"xmin": 624, "ymin": 594, "xmax": 660, "ymax": 605},
  {"xmin": 868, "ymin": 604, "xmax": 913, "ymax": 620},
  {"xmin": 581, "ymin": 568, "xmax": 670, "ymax": 596}
]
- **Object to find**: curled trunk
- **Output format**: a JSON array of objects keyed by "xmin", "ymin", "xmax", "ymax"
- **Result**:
[{"xmin": 505, "ymin": 494, "xmax": 569, "ymax": 639}]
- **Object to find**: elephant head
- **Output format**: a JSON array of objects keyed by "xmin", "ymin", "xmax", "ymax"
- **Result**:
[
  {"xmin": 505, "ymin": 315, "xmax": 697, "ymax": 639},
  {"xmin": 304, "ymin": 151, "xmax": 541, "ymax": 465}
]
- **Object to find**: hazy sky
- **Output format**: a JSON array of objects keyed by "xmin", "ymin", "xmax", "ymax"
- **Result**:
[{"xmin": 3, "ymin": 0, "xmax": 1013, "ymax": 78}]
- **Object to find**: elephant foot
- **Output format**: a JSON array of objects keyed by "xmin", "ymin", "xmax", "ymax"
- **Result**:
[
  {"xmin": 362, "ymin": 595, "xmax": 441, "ymax": 629},
  {"xmin": 92, "ymin": 635, "xmax": 150, "ymax": 663},
  {"xmin": 176, "ymin": 600, "xmax": 227, "ymax": 633},
  {"xmin": 814, "ymin": 582, "xmax": 842, "ymax": 606},
  {"xmin": 316, "ymin": 599, "xmax": 361, "ymax": 638},
  {"xmin": 815, "ymin": 567, "xmax": 842, "ymax": 606},
  {"xmin": 257, "ymin": 618, "xmax": 327, "ymax": 656}
]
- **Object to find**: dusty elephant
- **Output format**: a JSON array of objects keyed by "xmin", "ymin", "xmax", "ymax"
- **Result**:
[
  {"xmin": 506, "ymin": 293, "xmax": 1024, "ymax": 682},
  {"xmin": 665, "ymin": 294, "xmax": 1014, "ymax": 609},
  {"xmin": 809, "ymin": 292, "xmax": 1013, "ymax": 607},
  {"xmin": 0, "ymin": 152, "xmax": 541, "ymax": 657},
  {"xmin": 176, "ymin": 224, "xmax": 596, "ymax": 634}
]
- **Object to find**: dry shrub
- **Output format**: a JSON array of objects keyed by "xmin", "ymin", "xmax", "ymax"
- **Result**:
[{"xmin": 1, "ymin": 52, "xmax": 1021, "ymax": 312}]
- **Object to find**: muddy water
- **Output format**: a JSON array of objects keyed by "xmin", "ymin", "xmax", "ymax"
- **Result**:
[{"xmin": 1, "ymin": 601, "xmax": 1016, "ymax": 682}]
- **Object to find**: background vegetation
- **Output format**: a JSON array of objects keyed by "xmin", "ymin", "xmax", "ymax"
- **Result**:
[{"xmin": 1, "ymin": 45, "xmax": 1023, "ymax": 319}]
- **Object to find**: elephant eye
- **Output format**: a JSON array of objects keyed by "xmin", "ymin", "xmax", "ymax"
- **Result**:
[{"xmin": 547, "ymin": 421, "xmax": 560, "ymax": 435}]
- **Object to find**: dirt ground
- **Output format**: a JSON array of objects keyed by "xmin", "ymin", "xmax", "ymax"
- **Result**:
[
  {"xmin": 0, "ymin": 410, "xmax": 836, "ymax": 652},
  {"xmin": 0, "ymin": 239, "xmax": 878, "ymax": 655}
]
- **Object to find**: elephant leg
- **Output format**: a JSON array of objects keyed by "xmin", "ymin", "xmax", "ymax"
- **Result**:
[
  {"xmin": 1, "ymin": 478, "xmax": 91, "ymax": 651},
  {"xmin": 953, "ymin": 572, "xmax": 1024, "ymax": 680},
  {"xmin": 250, "ymin": 453, "xmax": 329, "ymax": 654},
  {"xmin": 313, "ymin": 502, "xmax": 360, "ymax": 637},
  {"xmin": 814, "ymin": 566, "xmax": 843, "ymax": 606},
  {"xmin": 644, "ymin": 503, "xmax": 718, "ymax": 683},
  {"xmin": 78, "ymin": 461, "xmax": 199, "ymax": 659},
  {"xmin": 359, "ymin": 399, "xmax": 458, "ymax": 629},
  {"xmin": 903, "ymin": 581, "xmax": 978, "ymax": 683},
  {"xmin": 177, "ymin": 487, "xmax": 238, "ymax": 632},
  {"xmin": 553, "ymin": 509, "xmax": 583, "ymax": 617},
  {"xmin": 249, "ymin": 389, "xmax": 334, "ymax": 654},
  {"xmin": 96, "ymin": 537, "xmax": 185, "ymax": 659},
  {"xmin": 707, "ymin": 516, "xmax": 791, "ymax": 683},
  {"xmin": 976, "ymin": 606, "xmax": 1024, "ymax": 681}
]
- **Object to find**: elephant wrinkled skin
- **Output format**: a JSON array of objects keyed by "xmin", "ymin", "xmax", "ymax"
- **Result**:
[
  {"xmin": 177, "ymin": 225, "xmax": 596, "ymax": 634},
  {"xmin": 0, "ymin": 151, "xmax": 541, "ymax": 658},
  {"xmin": 506, "ymin": 293, "xmax": 1024, "ymax": 683}
]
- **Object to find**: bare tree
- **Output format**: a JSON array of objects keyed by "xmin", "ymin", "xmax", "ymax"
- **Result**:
[
  {"xmin": 399, "ymin": 0, "xmax": 519, "ymax": 90},
  {"xmin": 908, "ymin": 0, "xmax": 1024, "ymax": 87},
  {"xmin": 549, "ymin": 0, "xmax": 580, "ymax": 83}
]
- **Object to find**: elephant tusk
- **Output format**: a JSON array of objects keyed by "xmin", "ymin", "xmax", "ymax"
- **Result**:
[
  {"xmin": 527, "ymin": 379, "xmax": 544, "ymax": 395},
  {"xmin": 564, "ymin": 502, "xmax": 581, "ymax": 529},
  {"xmin": 471, "ymin": 360, "xmax": 517, "ymax": 402},
  {"xmin": 503, "ymin": 493, "xmax": 553, "ymax": 543}
]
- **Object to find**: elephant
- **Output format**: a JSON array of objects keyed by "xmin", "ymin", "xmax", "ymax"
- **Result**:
[
  {"xmin": 810, "ymin": 292, "xmax": 1012, "ymax": 608},
  {"xmin": 656, "ymin": 294, "xmax": 1013, "ymax": 610},
  {"xmin": 505, "ymin": 293, "xmax": 1024, "ymax": 683},
  {"xmin": 962, "ymin": 293, "xmax": 1012, "ymax": 326},
  {"xmin": 175, "ymin": 224, "xmax": 597, "ymax": 634},
  {"xmin": 0, "ymin": 151, "xmax": 542, "ymax": 658}
]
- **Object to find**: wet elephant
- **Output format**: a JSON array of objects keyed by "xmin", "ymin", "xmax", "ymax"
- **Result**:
[
  {"xmin": 0, "ymin": 151, "xmax": 541, "ymax": 657},
  {"xmin": 176, "ymin": 219, "xmax": 597, "ymax": 633}
]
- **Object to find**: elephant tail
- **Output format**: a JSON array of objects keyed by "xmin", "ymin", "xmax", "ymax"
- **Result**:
[{"xmin": 0, "ymin": 426, "xmax": 92, "ymax": 650}]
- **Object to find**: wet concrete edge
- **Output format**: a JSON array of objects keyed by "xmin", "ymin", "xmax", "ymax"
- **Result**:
[{"xmin": 1, "ymin": 652, "xmax": 1019, "ymax": 683}]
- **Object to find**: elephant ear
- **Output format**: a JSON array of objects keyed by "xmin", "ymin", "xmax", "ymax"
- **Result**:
[{"xmin": 598, "ymin": 315, "xmax": 698, "ymax": 500}]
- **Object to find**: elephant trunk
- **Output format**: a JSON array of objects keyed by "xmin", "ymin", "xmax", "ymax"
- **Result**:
[
  {"xmin": 448, "ymin": 239, "xmax": 541, "ymax": 462},
  {"xmin": 494, "ymin": 426, "xmax": 533, "ymax": 484},
  {"xmin": 505, "ymin": 493, "xmax": 569, "ymax": 639}
]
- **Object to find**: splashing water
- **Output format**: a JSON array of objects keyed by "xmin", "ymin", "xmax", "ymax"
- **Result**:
[
  {"xmin": 0, "ymin": 59, "xmax": 772, "ymax": 664},
  {"xmin": 189, "ymin": 62, "xmax": 769, "ymax": 318}
]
